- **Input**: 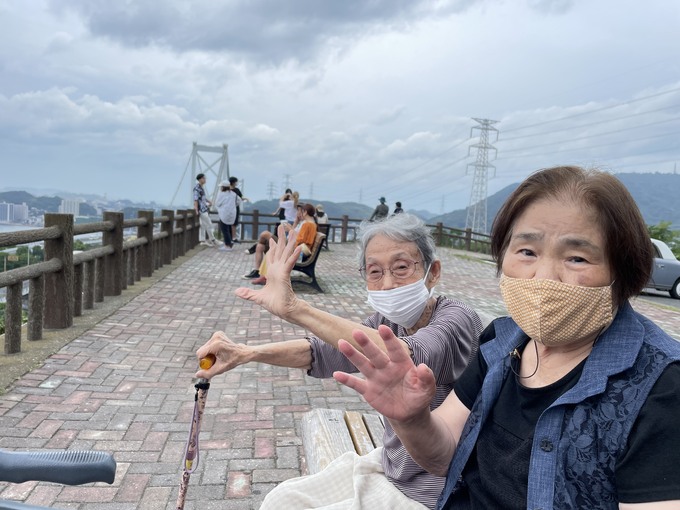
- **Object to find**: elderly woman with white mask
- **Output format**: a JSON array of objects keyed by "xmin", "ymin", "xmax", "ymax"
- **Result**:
[{"xmin": 195, "ymin": 213, "xmax": 483, "ymax": 510}]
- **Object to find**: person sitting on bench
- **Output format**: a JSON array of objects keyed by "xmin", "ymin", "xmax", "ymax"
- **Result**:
[
  {"xmin": 195, "ymin": 213, "xmax": 483, "ymax": 510},
  {"xmin": 250, "ymin": 203, "xmax": 318, "ymax": 285}
]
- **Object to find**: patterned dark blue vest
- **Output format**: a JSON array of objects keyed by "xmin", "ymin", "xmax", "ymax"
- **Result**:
[{"xmin": 437, "ymin": 302, "xmax": 680, "ymax": 510}]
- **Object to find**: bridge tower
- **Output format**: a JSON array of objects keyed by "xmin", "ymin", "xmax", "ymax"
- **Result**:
[{"xmin": 171, "ymin": 142, "xmax": 230, "ymax": 206}]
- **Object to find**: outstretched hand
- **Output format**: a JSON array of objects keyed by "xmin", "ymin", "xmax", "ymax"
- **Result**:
[
  {"xmin": 235, "ymin": 224, "xmax": 301, "ymax": 320},
  {"xmin": 195, "ymin": 331, "xmax": 250, "ymax": 379},
  {"xmin": 333, "ymin": 325, "xmax": 436, "ymax": 423}
]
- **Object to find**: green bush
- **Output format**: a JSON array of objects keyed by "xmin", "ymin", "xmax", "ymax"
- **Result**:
[
  {"xmin": 0, "ymin": 303, "xmax": 27, "ymax": 336},
  {"xmin": 648, "ymin": 221, "xmax": 680, "ymax": 258}
]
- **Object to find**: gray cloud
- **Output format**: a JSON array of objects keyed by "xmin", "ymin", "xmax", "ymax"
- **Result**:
[
  {"xmin": 52, "ymin": 0, "xmax": 479, "ymax": 65},
  {"xmin": 527, "ymin": 0, "xmax": 575, "ymax": 15}
]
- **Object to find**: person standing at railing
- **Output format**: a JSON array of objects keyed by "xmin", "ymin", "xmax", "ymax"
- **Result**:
[
  {"xmin": 228, "ymin": 176, "xmax": 248, "ymax": 243},
  {"xmin": 315, "ymin": 204, "xmax": 329, "ymax": 224},
  {"xmin": 215, "ymin": 181, "xmax": 242, "ymax": 252},
  {"xmin": 193, "ymin": 173, "xmax": 218, "ymax": 247},
  {"xmin": 370, "ymin": 197, "xmax": 389, "ymax": 221},
  {"xmin": 243, "ymin": 190, "xmax": 300, "ymax": 280}
]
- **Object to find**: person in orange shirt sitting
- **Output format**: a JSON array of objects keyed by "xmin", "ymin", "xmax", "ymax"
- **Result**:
[{"xmin": 251, "ymin": 203, "xmax": 317, "ymax": 285}]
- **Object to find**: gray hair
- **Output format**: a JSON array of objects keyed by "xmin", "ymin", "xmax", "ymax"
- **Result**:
[{"xmin": 357, "ymin": 213, "xmax": 437, "ymax": 268}]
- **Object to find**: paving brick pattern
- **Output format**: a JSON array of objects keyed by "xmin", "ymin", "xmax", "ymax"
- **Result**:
[{"xmin": 0, "ymin": 243, "xmax": 678, "ymax": 509}]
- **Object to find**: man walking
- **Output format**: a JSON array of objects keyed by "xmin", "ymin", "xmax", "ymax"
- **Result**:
[{"xmin": 193, "ymin": 173, "xmax": 218, "ymax": 247}]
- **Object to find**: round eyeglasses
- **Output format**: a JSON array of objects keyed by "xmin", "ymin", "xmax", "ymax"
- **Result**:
[{"xmin": 359, "ymin": 259, "xmax": 420, "ymax": 283}]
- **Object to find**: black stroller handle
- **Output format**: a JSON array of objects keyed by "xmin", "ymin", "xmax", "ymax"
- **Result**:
[{"xmin": 0, "ymin": 449, "xmax": 116, "ymax": 485}]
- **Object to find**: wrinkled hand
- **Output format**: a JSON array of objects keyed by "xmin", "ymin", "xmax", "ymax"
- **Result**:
[
  {"xmin": 333, "ymin": 325, "xmax": 436, "ymax": 423},
  {"xmin": 235, "ymin": 223, "xmax": 301, "ymax": 320},
  {"xmin": 194, "ymin": 331, "xmax": 250, "ymax": 379}
]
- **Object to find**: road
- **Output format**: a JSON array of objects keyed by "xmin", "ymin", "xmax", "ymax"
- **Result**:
[{"xmin": 639, "ymin": 288, "xmax": 680, "ymax": 309}]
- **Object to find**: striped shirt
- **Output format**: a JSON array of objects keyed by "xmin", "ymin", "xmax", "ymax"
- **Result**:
[{"xmin": 307, "ymin": 296, "xmax": 482, "ymax": 509}]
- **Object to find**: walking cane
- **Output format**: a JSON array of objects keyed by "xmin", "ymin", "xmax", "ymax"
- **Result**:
[{"xmin": 176, "ymin": 353, "xmax": 216, "ymax": 510}]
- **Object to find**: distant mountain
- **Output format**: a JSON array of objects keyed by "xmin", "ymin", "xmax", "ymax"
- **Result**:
[
  {"xmin": 5, "ymin": 172, "xmax": 678, "ymax": 230},
  {"xmin": 617, "ymin": 172, "xmax": 680, "ymax": 226},
  {"xmin": 408, "ymin": 209, "xmax": 438, "ymax": 221},
  {"xmin": 429, "ymin": 172, "xmax": 680, "ymax": 230},
  {"xmin": 243, "ymin": 198, "xmax": 373, "ymax": 223},
  {"xmin": 0, "ymin": 191, "xmax": 62, "ymax": 212}
]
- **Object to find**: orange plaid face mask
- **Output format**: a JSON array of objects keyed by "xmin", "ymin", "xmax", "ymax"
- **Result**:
[{"xmin": 499, "ymin": 275, "xmax": 614, "ymax": 347}]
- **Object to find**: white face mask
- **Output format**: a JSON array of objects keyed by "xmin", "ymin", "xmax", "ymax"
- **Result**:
[{"xmin": 366, "ymin": 267, "xmax": 433, "ymax": 329}]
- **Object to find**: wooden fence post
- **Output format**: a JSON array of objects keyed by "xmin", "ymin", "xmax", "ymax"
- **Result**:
[
  {"xmin": 95, "ymin": 258, "xmax": 105, "ymax": 303},
  {"xmin": 251, "ymin": 209, "xmax": 260, "ymax": 240},
  {"xmin": 73, "ymin": 265, "xmax": 83, "ymax": 316},
  {"xmin": 44, "ymin": 213, "xmax": 74, "ymax": 329},
  {"xmin": 103, "ymin": 211, "xmax": 124, "ymax": 296},
  {"xmin": 28, "ymin": 275, "xmax": 44, "ymax": 340},
  {"xmin": 4, "ymin": 283, "xmax": 22, "ymax": 354},
  {"xmin": 185, "ymin": 209, "xmax": 193, "ymax": 252},
  {"xmin": 162, "ymin": 209, "xmax": 174, "ymax": 264},
  {"xmin": 465, "ymin": 228, "xmax": 472, "ymax": 252},
  {"xmin": 341, "ymin": 216, "xmax": 349, "ymax": 243},
  {"xmin": 84, "ymin": 261, "xmax": 95, "ymax": 309},
  {"xmin": 138, "ymin": 210, "xmax": 155, "ymax": 278},
  {"xmin": 176, "ymin": 210, "xmax": 186, "ymax": 256},
  {"xmin": 435, "ymin": 223, "xmax": 444, "ymax": 247}
]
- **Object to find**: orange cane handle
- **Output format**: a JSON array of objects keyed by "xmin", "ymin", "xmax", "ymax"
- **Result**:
[{"xmin": 199, "ymin": 353, "xmax": 216, "ymax": 370}]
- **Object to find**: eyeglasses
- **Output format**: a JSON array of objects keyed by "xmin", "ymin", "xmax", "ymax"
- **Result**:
[{"xmin": 359, "ymin": 259, "xmax": 420, "ymax": 283}]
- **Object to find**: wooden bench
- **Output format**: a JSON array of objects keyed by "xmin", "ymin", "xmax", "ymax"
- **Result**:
[
  {"xmin": 292, "ymin": 232, "xmax": 326, "ymax": 293},
  {"xmin": 300, "ymin": 408, "xmax": 385, "ymax": 474}
]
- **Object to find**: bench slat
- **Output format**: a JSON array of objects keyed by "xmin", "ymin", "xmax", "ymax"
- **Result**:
[
  {"xmin": 362, "ymin": 413, "xmax": 385, "ymax": 448},
  {"xmin": 301, "ymin": 409, "xmax": 356, "ymax": 474},
  {"xmin": 344, "ymin": 411, "xmax": 375, "ymax": 456}
]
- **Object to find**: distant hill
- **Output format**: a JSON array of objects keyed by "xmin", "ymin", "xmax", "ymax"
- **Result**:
[
  {"xmin": 429, "ymin": 172, "xmax": 680, "ymax": 230},
  {"xmin": 243, "ymin": 198, "xmax": 374, "ymax": 223},
  {"xmin": 0, "ymin": 191, "xmax": 62, "ymax": 212},
  {"xmin": 4, "ymin": 172, "xmax": 678, "ymax": 230}
]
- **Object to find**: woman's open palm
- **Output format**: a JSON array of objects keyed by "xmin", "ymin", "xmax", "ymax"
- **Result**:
[{"xmin": 334, "ymin": 325, "xmax": 436, "ymax": 423}]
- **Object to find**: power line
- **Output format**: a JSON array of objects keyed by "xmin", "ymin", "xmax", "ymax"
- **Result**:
[
  {"xmin": 499, "ymin": 118, "xmax": 680, "ymax": 155},
  {"xmin": 496, "ymin": 130, "xmax": 680, "ymax": 162},
  {"xmin": 502, "ymin": 86, "xmax": 680, "ymax": 134},
  {"xmin": 499, "ymin": 103, "xmax": 680, "ymax": 142}
]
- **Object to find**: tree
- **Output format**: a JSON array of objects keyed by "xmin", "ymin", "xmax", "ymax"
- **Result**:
[
  {"xmin": 31, "ymin": 245, "xmax": 44, "ymax": 262},
  {"xmin": 647, "ymin": 221, "xmax": 680, "ymax": 257}
]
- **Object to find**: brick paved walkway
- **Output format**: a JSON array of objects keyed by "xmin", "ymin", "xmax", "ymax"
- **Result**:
[{"xmin": 1, "ymin": 243, "xmax": 678, "ymax": 509}]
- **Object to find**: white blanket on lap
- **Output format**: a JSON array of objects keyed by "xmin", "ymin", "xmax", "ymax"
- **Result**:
[{"xmin": 259, "ymin": 447, "xmax": 429, "ymax": 510}]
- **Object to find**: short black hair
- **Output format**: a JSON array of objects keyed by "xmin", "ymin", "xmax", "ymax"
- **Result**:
[
  {"xmin": 196, "ymin": 173, "xmax": 205, "ymax": 180},
  {"xmin": 229, "ymin": 176, "xmax": 238, "ymax": 184},
  {"xmin": 396, "ymin": 201, "xmax": 402, "ymax": 207}
]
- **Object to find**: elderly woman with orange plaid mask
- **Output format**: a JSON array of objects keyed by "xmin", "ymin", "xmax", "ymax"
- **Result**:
[{"xmin": 335, "ymin": 166, "xmax": 680, "ymax": 510}]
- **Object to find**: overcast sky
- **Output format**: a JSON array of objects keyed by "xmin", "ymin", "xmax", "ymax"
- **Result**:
[{"xmin": 1, "ymin": 0, "xmax": 679, "ymax": 213}]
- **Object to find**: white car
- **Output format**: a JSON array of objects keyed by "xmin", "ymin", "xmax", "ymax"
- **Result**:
[{"xmin": 649, "ymin": 238, "xmax": 680, "ymax": 299}]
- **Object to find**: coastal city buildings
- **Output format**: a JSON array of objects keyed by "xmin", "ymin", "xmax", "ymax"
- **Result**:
[{"xmin": 0, "ymin": 202, "xmax": 29, "ymax": 223}]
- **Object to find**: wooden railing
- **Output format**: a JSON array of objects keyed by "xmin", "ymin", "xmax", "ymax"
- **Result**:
[
  {"xmin": 0, "ymin": 209, "xmax": 199, "ymax": 355},
  {"xmin": 235, "ymin": 210, "xmax": 491, "ymax": 253},
  {"xmin": 428, "ymin": 223, "xmax": 492, "ymax": 254},
  {"xmin": 235, "ymin": 211, "xmax": 359, "ymax": 243}
]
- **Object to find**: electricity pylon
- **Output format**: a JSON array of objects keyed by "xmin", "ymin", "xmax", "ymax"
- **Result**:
[{"xmin": 465, "ymin": 119, "xmax": 498, "ymax": 235}]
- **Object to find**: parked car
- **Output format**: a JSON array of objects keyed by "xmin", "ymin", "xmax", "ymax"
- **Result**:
[{"xmin": 648, "ymin": 238, "xmax": 680, "ymax": 299}]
